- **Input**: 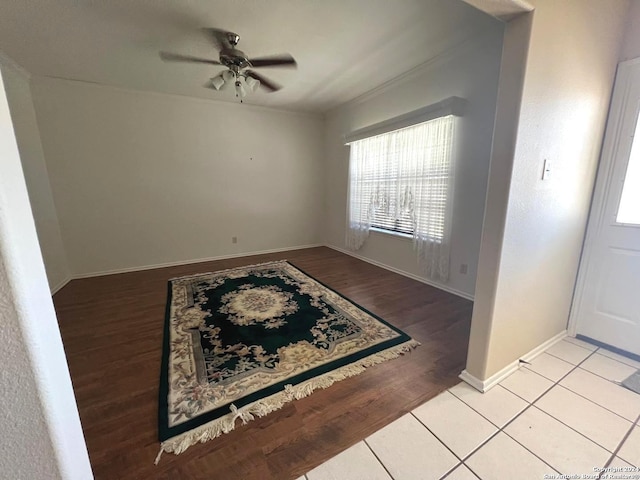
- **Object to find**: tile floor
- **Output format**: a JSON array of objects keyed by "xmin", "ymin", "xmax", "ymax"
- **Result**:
[{"xmin": 298, "ymin": 337, "xmax": 640, "ymax": 480}]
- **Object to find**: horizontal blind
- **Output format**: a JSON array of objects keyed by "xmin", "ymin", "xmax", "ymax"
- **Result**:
[{"xmin": 348, "ymin": 115, "xmax": 454, "ymax": 241}]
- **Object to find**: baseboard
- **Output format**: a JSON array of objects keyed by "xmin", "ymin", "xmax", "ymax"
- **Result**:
[
  {"xmin": 71, "ymin": 244, "xmax": 324, "ymax": 280},
  {"xmin": 459, "ymin": 329, "xmax": 568, "ymax": 392},
  {"xmin": 50, "ymin": 276, "xmax": 72, "ymax": 295},
  {"xmin": 325, "ymin": 244, "xmax": 474, "ymax": 301}
]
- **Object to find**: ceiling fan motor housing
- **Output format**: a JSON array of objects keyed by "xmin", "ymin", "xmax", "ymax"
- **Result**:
[{"xmin": 220, "ymin": 48, "xmax": 251, "ymax": 69}]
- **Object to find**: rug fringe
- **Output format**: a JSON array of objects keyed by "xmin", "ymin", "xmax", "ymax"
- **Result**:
[{"xmin": 155, "ymin": 339, "xmax": 420, "ymax": 464}]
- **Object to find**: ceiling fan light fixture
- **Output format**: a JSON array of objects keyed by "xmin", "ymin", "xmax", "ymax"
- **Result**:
[
  {"xmin": 210, "ymin": 74, "xmax": 225, "ymax": 90},
  {"xmin": 235, "ymin": 80, "xmax": 246, "ymax": 98},
  {"xmin": 222, "ymin": 70, "xmax": 235, "ymax": 82},
  {"xmin": 245, "ymin": 76, "xmax": 260, "ymax": 92}
]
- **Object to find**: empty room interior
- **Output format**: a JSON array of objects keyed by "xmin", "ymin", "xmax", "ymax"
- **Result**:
[{"xmin": 2, "ymin": 0, "xmax": 640, "ymax": 479}]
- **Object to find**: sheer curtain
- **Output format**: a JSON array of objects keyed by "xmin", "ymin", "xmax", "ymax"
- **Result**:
[{"xmin": 346, "ymin": 116, "xmax": 455, "ymax": 282}]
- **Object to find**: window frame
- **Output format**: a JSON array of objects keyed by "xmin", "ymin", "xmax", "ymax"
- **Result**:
[{"xmin": 346, "ymin": 110, "xmax": 459, "ymax": 243}]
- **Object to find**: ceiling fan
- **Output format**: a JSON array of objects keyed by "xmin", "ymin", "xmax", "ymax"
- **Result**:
[{"xmin": 159, "ymin": 29, "xmax": 297, "ymax": 100}]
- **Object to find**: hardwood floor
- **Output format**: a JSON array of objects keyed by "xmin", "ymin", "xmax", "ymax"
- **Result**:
[{"xmin": 54, "ymin": 246, "xmax": 473, "ymax": 480}]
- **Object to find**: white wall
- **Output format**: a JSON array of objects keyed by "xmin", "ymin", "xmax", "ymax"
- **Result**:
[
  {"xmin": 0, "ymin": 69, "xmax": 92, "ymax": 480},
  {"xmin": 620, "ymin": 0, "xmax": 640, "ymax": 61},
  {"xmin": 466, "ymin": 0, "xmax": 629, "ymax": 381},
  {"xmin": 1, "ymin": 64, "xmax": 70, "ymax": 292},
  {"xmin": 30, "ymin": 77, "xmax": 325, "ymax": 276},
  {"xmin": 323, "ymin": 26, "xmax": 504, "ymax": 298}
]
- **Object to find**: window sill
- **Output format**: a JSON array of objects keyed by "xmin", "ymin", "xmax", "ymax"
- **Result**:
[{"xmin": 370, "ymin": 227, "xmax": 413, "ymax": 241}]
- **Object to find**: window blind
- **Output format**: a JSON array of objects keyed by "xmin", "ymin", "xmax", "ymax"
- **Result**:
[
  {"xmin": 348, "ymin": 115, "xmax": 454, "ymax": 240},
  {"xmin": 346, "ymin": 113, "xmax": 457, "ymax": 281}
]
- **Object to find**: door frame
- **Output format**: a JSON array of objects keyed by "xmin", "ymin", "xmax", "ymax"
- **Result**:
[{"xmin": 568, "ymin": 56, "xmax": 640, "ymax": 337}]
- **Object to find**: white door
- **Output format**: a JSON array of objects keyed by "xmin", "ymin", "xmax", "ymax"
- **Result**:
[{"xmin": 571, "ymin": 58, "xmax": 640, "ymax": 355}]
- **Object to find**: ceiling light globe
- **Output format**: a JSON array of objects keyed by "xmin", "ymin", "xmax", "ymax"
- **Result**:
[
  {"xmin": 210, "ymin": 75, "xmax": 225, "ymax": 90},
  {"xmin": 245, "ymin": 76, "xmax": 260, "ymax": 92}
]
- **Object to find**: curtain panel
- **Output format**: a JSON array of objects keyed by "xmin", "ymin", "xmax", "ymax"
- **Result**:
[{"xmin": 346, "ymin": 115, "xmax": 455, "ymax": 282}]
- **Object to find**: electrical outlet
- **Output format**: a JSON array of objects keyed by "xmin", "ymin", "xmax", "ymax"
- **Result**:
[
  {"xmin": 459, "ymin": 263, "xmax": 468, "ymax": 274},
  {"xmin": 232, "ymin": 236, "xmax": 238, "ymax": 244}
]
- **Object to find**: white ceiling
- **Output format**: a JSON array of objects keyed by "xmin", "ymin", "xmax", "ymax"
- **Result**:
[{"xmin": 0, "ymin": 0, "xmax": 500, "ymax": 112}]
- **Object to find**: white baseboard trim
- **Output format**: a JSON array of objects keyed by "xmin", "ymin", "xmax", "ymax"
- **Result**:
[
  {"xmin": 70, "ymin": 244, "xmax": 324, "ymax": 280},
  {"xmin": 325, "ymin": 244, "xmax": 474, "ymax": 301},
  {"xmin": 50, "ymin": 276, "xmax": 72, "ymax": 295},
  {"xmin": 459, "ymin": 329, "xmax": 568, "ymax": 392}
]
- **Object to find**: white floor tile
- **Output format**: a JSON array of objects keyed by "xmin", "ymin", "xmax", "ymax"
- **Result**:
[
  {"xmin": 545, "ymin": 340, "xmax": 594, "ymax": 365},
  {"xmin": 564, "ymin": 337, "xmax": 598, "ymax": 351},
  {"xmin": 449, "ymin": 383, "xmax": 527, "ymax": 427},
  {"xmin": 306, "ymin": 442, "xmax": 392, "ymax": 480},
  {"xmin": 505, "ymin": 407, "xmax": 610, "ymax": 474},
  {"xmin": 446, "ymin": 464, "xmax": 478, "ymax": 480},
  {"xmin": 366, "ymin": 414, "xmax": 458, "ymax": 480},
  {"xmin": 597, "ymin": 349, "xmax": 640, "ymax": 370},
  {"xmin": 525, "ymin": 353, "xmax": 574, "ymax": 382},
  {"xmin": 412, "ymin": 391, "xmax": 498, "ymax": 459},
  {"xmin": 534, "ymin": 386, "xmax": 632, "ymax": 452},
  {"xmin": 580, "ymin": 354, "xmax": 638, "ymax": 382},
  {"xmin": 500, "ymin": 367, "xmax": 554, "ymax": 403},
  {"xmin": 561, "ymin": 368, "xmax": 640, "ymax": 422},
  {"xmin": 466, "ymin": 432, "xmax": 557, "ymax": 480},
  {"xmin": 618, "ymin": 426, "xmax": 640, "ymax": 468}
]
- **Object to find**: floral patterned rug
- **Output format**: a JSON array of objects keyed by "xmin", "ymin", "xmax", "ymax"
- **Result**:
[{"xmin": 157, "ymin": 260, "xmax": 419, "ymax": 462}]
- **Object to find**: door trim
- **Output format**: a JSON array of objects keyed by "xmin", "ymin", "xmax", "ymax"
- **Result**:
[{"xmin": 569, "ymin": 56, "xmax": 640, "ymax": 336}]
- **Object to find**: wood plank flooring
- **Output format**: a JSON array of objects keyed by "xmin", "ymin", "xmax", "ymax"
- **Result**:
[{"xmin": 54, "ymin": 246, "xmax": 473, "ymax": 480}]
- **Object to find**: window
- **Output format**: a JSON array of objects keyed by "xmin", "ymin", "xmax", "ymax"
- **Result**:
[
  {"xmin": 617, "ymin": 110, "xmax": 640, "ymax": 225},
  {"xmin": 348, "ymin": 115, "xmax": 455, "ymax": 240},
  {"xmin": 346, "ymin": 114, "xmax": 456, "ymax": 281}
]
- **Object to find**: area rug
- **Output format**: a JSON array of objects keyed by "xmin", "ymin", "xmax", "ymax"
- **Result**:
[{"xmin": 156, "ymin": 260, "xmax": 418, "ymax": 462}]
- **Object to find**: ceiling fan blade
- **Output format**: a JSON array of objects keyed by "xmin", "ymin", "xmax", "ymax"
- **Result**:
[
  {"xmin": 202, "ymin": 28, "xmax": 234, "ymax": 51},
  {"xmin": 159, "ymin": 51, "xmax": 221, "ymax": 66},
  {"xmin": 246, "ymin": 70, "xmax": 282, "ymax": 92},
  {"xmin": 249, "ymin": 54, "xmax": 297, "ymax": 68}
]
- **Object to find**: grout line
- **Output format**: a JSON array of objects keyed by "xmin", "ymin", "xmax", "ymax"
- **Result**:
[
  {"xmin": 597, "ymin": 351, "xmax": 640, "ymax": 370},
  {"xmin": 341, "ymin": 344, "xmax": 625, "ymax": 480},
  {"xmin": 543, "ymin": 350, "xmax": 594, "ymax": 365},
  {"xmin": 412, "ymin": 403, "xmax": 505, "ymax": 468},
  {"xmin": 553, "ymin": 339, "xmax": 599, "ymax": 353},
  {"xmin": 452, "ymin": 348, "xmax": 601, "ymax": 475},
  {"xmin": 554, "ymin": 383, "xmax": 636, "ymax": 423},
  {"xmin": 522, "ymin": 350, "xmax": 630, "ymax": 457},
  {"xmin": 461, "ymin": 462, "xmax": 484, "ymax": 480},
  {"xmin": 576, "ymin": 336, "xmax": 640, "ymax": 364},
  {"xmin": 575, "ymin": 365, "xmax": 635, "ymax": 385},
  {"xmin": 499, "ymin": 367, "xmax": 555, "ymax": 402},
  {"xmin": 527, "ymin": 405, "xmax": 620, "ymax": 455},
  {"xmin": 500, "ymin": 429, "xmax": 562, "ymax": 475},
  {"xmin": 522, "ymin": 365, "xmax": 562, "ymax": 384},
  {"xmin": 564, "ymin": 337, "xmax": 600, "ymax": 351},
  {"xmin": 363, "ymin": 439, "xmax": 396, "ymax": 480},
  {"xmin": 597, "ymin": 414, "xmax": 640, "ymax": 480},
  {"xmin": 410, "ymin": 411, "xmax": 466, "ymax": 463},
  {"xmin": 453, "ymin": 383, "xmax": 530, "ymax": 426},
  {"xmin": 446, "ymin": 387, "xmax": 503, "ymax": 429},
  {"xmin": 437, "ymin": 461, "xmax": 463, "ymax": 480}
]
